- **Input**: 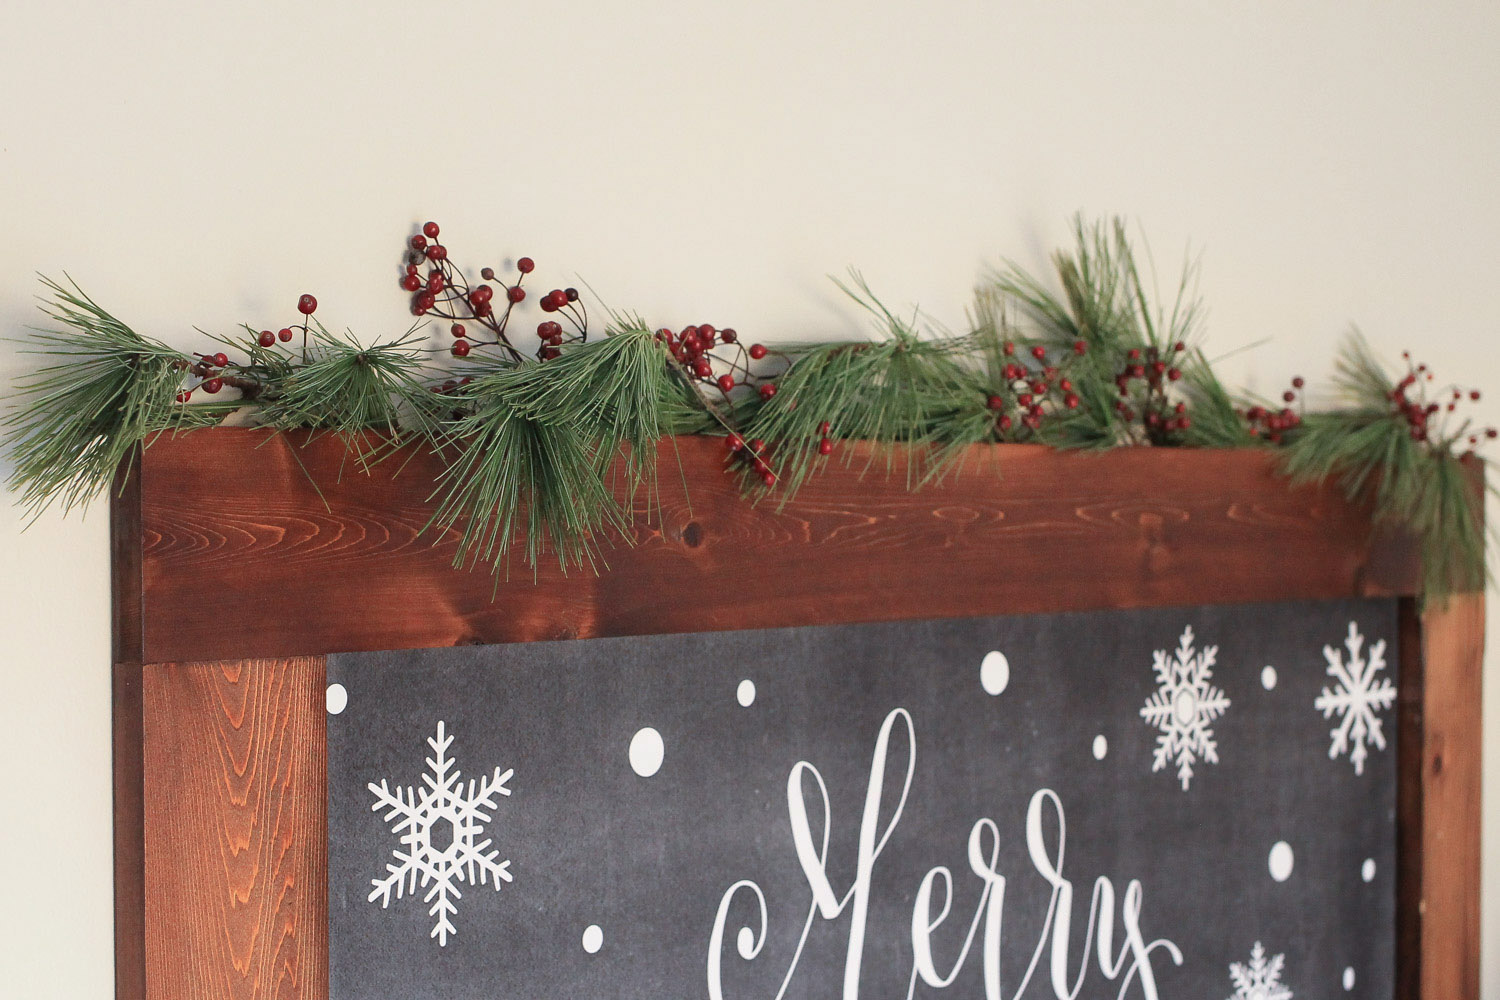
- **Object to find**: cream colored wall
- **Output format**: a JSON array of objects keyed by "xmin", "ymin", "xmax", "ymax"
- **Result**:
[{"xmin": 2, "ymin": 1, "xmax": 1497, "ymax": 995}]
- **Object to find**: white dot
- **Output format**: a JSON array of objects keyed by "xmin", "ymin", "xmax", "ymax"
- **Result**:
[
  {"xmin": 325, "ymin": 683, "xmax": 348, "ymax": 715},
  {"xmin": 1261, "ymin": 665, "xmax": 1278, "ymax": 690},
  {"xmin": 736, "ymin": 926, "xmax": 756, "ymax": 959},
  {"xmin": 629, "ymin": 727, "xmax": 664, "ymax": 777},
  {"xmin": 980, "ymin": 651, "xmax": 1010, "ymax": 696},
  {"xmin": 1092, "ymin": 735, "xmax": 1108, "ymax": 760},
  {"xmin": 1269, "ymin": 841, "xmax": 1295, "ymax": 882},
  {"xmin": 1343, "ymin": 967, "xmax": 1356, "ymax": 990},
  {"xmin": 582, "ymin": 924, "xmax": 603, "ymax": 954},
  {"xmin": 1362, "ymin": 858, "xmax": 1376, "ymax": 882},
  {"xmin": 736, "ymin": 679, "xmax": 756, "ymax": 707}
]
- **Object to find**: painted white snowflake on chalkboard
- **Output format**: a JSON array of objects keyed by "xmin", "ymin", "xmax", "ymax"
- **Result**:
[
  {"xmin": 367, "ymin": 721, "xmax": 515, "ymax": 946},
  {"xmin": 1314, "ymin": 621, "xmax": 1395, "ymax": 776},
  {"xmin": 1226, "ymin": 941, "xmax": 1293, "ymax": 1000},
  {"xmin": 1139, "ymin": 625, "xmax": 1230, "ymax": 790}
]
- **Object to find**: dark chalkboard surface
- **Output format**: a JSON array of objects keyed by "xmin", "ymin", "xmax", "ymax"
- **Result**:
[{"xmin": 327, "ymin": 598, "xmax": 1397, "ymax": 999}]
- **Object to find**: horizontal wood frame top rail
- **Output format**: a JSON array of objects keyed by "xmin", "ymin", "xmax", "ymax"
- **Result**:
[
  {"xmin": 132, "ymin": 428, "xmax": 1422, "ymax": 663},
  {"xmin": 111, "ymin": 429, "xmax": 1479, "ymax": 1000}
]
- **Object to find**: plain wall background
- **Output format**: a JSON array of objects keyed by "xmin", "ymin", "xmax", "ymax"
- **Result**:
[{"xmin": 2, "ymin": 1, "xmax": 1496, "ymax": 995}]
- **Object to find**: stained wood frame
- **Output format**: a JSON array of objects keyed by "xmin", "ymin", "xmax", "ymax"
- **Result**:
[{"xmin": 110, "ymin": 429, "xmax": 1483, "ymax": 999}]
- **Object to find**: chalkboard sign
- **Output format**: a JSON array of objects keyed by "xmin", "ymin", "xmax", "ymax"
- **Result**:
[{"xmin": 326, "ymin": 598, "xmax": 1397, "ymax": 999}]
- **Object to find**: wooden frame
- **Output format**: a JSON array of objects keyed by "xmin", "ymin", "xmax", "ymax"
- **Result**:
[{"xmin": 111, "ymin": 429, "xmax": 1482, "ymax": 999}]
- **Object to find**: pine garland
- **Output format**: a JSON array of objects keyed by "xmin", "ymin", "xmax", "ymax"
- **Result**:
[{"xmin": 4, "ymin": 218, "xmax": 1491, "ymax": 600}]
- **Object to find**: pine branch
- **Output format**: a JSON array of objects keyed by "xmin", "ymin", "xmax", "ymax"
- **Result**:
[
  {"xmin": 258, "ymin": 326, "xmax": 444, "ymax": 468},
  {"xmin": 3, "ymin": 276, "xmax": 207, "ymax": 516},
  {"xmin": 1281, "ymin": 331, "xmax": 1490, "ymax": 600}
]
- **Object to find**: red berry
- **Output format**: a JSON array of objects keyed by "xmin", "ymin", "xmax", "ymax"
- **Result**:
[
  {"xmin": 721, "ymin": 328, "xmax": 738, "ymax": 343},
  {"xmin": 818, "ymin": 438, "xmax": 833, "ymax": 456},
  {"xmin": 749, "ymin": 438, "xmax": 766, "ymax": 454},
  {"xmin": 423, "ymin": 221, "xmax": 440, "ymax": 238},
  {"xmin": 1128, "ymin": 348, "xmax": 1142, "ymax": 360},
  {"xmin": 987, "ymin": 395, "xmax": 1005, "ymax": 411},
  {"xmin": 258, "ymin": 330, "xmax": 275, "ymax": 347},
  {"xmin": 1059, "ymin": 379, "xmax": 1072, "ymax": 391},
  {"xmin": 818, "ymin": 420, "xmax": 831, "ymax": 435},
  {"xmin": 699, "ymin": 324, "xmax": 717, "ymax": 340},
  {"xmin": 175, "ymin": 390, "xmax": 192, "ymax": 403},
  {"xmin": 425, "ymin": 245, "xmax": 447, "ymax": 261},
  {"xmin": 517, "ymin": 256, "xmax": 535, "ymax": 273},
  {"xmin": 416, "ymin": 292, "xmax": 436, "ymax": 312},
  {"xmin": 480, "ymin": 267, "xmax": 496, "ymax": 281},
  {"xmin": 471, "ymin": 284, "xmax": 494, "ymax": 304},
  {"xmin": 725, "ymin": 433, "xmax": 744, "ymax": 451},
  {"xmin": 278, "ymin": 328, "xmax": 293, "ymax": 342},
  {"xmin": 1471, "ymin": 390, "xmax": 1482, "ymax": 401},
  {"xmin": 1018, "ymin": 393, "xmax": 1033, "ymax": 407},
  {"xmin": 1003, "ymin": 342, "xmax": 1015, "ymax": 356},
  {"xmin": 211, "ymin": 352, "xmax": 229, "ymax": 367},
  {"xmin": 1073, "ymin": 339, "xmax": 1087, "ymax": 355},
  {"xmin": 761, "ymin": 470, "xmax": 776, "ymax": 487},
  {"xmin": 1167, "ymin": 368, "xmax": 1181, "ymax": 381},
  {"xmin": 1065, "ymin": 393, "xmax": 1080, "ymax": 409},
  {"xmin": 1487, "ymin": 429, "xmax": 1498, "ymax": 439},
  {"xmin": 297, "ymin": 294, "xmax": 317, "ymax": 315},
  {"xmin": 451, "ymin": 340, "xmax": 471, "ymax": 358},
  {"xmin": 428, "ymin": 272, "xmax": 445, "ymax": 292},
  {"xmin": 409, "ymin": 234, "xmax": 427, "ymax": 250},
  {"xmin": 1292, "ymin": 376, "xmax": 1306, "ymax": 389},
  {"xmin": 401, "ymin": 274, "xmax": 422, "ymax": 291},
  {"xmin": 202, "ymin": 378, "xmax": 223, "ymax": 394},
  {"xmin": 748, "ymin": 344, "xmax": 768, "ymax": 360},
  {"xmin": 507, "ymin": 285, "xmax": 526, "ymax": 303},
  {"xmin": 1283, "ymin": 390, "xmax": 1296, "ymax": 403},
  {"xmin": 565, "ymin": 288, "xmax": 579, "ymax": 302},
  {"xmin": 716, "ymin": 374, "xmax": 735, "ymax": 392},
  {"xmin": 694, "ymin": 360, "xmax": 713, "ymax": 378},
  {"xmin": 681, "ymin": 325, "xmax": 699, "ymax": 340},
  {"xmin": 451, "ymin": 324, "xmax": 467, "ymax": 339},
  {"xmin": 1031, "ymin": 345, "xmax": 1046, "ymax": 360},
  {"xmin": 758, "ymin": 383, "xmax": 777, "ymax": 400},
  {"xmin": 1179, "ymin": 416, "xmax": 1192, "ymax": 430},
  {"xmin": 541, "ymin": 346, "xmax": 561, "ymax": 360}
]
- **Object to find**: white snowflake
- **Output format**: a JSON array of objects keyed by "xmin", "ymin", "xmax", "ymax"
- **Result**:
[
  {"xmin": 367, "ymin": 720, "xmax": 515, "ymax": 946},
  {"xmin": 1314, "ymin": 621, "xmax": 1394, "ymax": 775},
  {"xmin": 1139, "ymin": 625, "xmax": 1230, "ymax": 791},
  {"xmin": 1226, "ymin": 941, "xmax": 1293, "ymax": 1000}
]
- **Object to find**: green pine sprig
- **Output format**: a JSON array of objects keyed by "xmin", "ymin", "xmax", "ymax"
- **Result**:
[
  {"xmin": 741, "ymin": 272, "xmax": 981, "ymax": 501},
  {"xmin": 1281, "ymin": 331, "xmax": 1490, "ymax": 600},
  {"xmin": 3, "ymin": 276, "xmax": 209, "ymax": 516}
]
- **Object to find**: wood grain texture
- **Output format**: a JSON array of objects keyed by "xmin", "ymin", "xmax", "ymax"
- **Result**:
[
  {"xmin": 112, "ymin": 455, "xmax": 147, "ymax": 1000},
  {"xmin": 135, "ymin": 429, "xmax": 1421, "ymax": 662},
  {"xmin": 141, "ymin": 657, "xmax": 327, "ymax": 1000},
  {"xmin": 1416, "ymin": 593, "xmax": 1484, "ymax": 1000}
]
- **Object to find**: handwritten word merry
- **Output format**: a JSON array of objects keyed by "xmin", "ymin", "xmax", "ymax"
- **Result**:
[{"xmin": 708, "ymin": 708, "xmax": 1182, "ymax": 1000}]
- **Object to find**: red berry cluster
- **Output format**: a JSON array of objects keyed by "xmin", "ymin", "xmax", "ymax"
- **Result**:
[
  {"xmin": 1390, "ymin": 352, "xmax": 1495, "ymax": 451},
  {"xmin": 1241, "ymin": 376, "xmax": 1305, "ymax": 443},
  {"xmin": 1112, "ymin": 341, "xmax": 1189, "ymax": 443},
  {"xmin": 986, "ymin": 339, "xmax": 1088, "ymax": 440},
  {"xmin": 173, "ymin": 294, "xmax": 318, "ymax": 402},
  {"xmin": 722, "ymin": 433, "xmax": 778, "ymax": 486},
  {"xmin": 400, "ymin": 221, "xmax": 586, "ymax": 363},
  {"xmin": 654, "ymin": 324, "xmax": 785, "ymax": 401}
]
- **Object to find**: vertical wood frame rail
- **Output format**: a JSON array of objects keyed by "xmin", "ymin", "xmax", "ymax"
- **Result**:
[{"xmin": 110, "ymin": 430, "xmax": 1482, "ymax": 999}]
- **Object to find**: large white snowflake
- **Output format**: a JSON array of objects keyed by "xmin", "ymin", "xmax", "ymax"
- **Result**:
[
  {"xmin": 367, "ymin": 720, "xmax": 515, "ymax": 946},
  {"xmin": 1314, "ymin": 621, "xmax": 1395, "ymax": 775},
  {"xmin": 1225, "ymin": 941, "xmax": 1293, "ymax": 1000},
  {"xmin": 1139, "ymin": 625, "xmax": 1230, "ymax": 791}
]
